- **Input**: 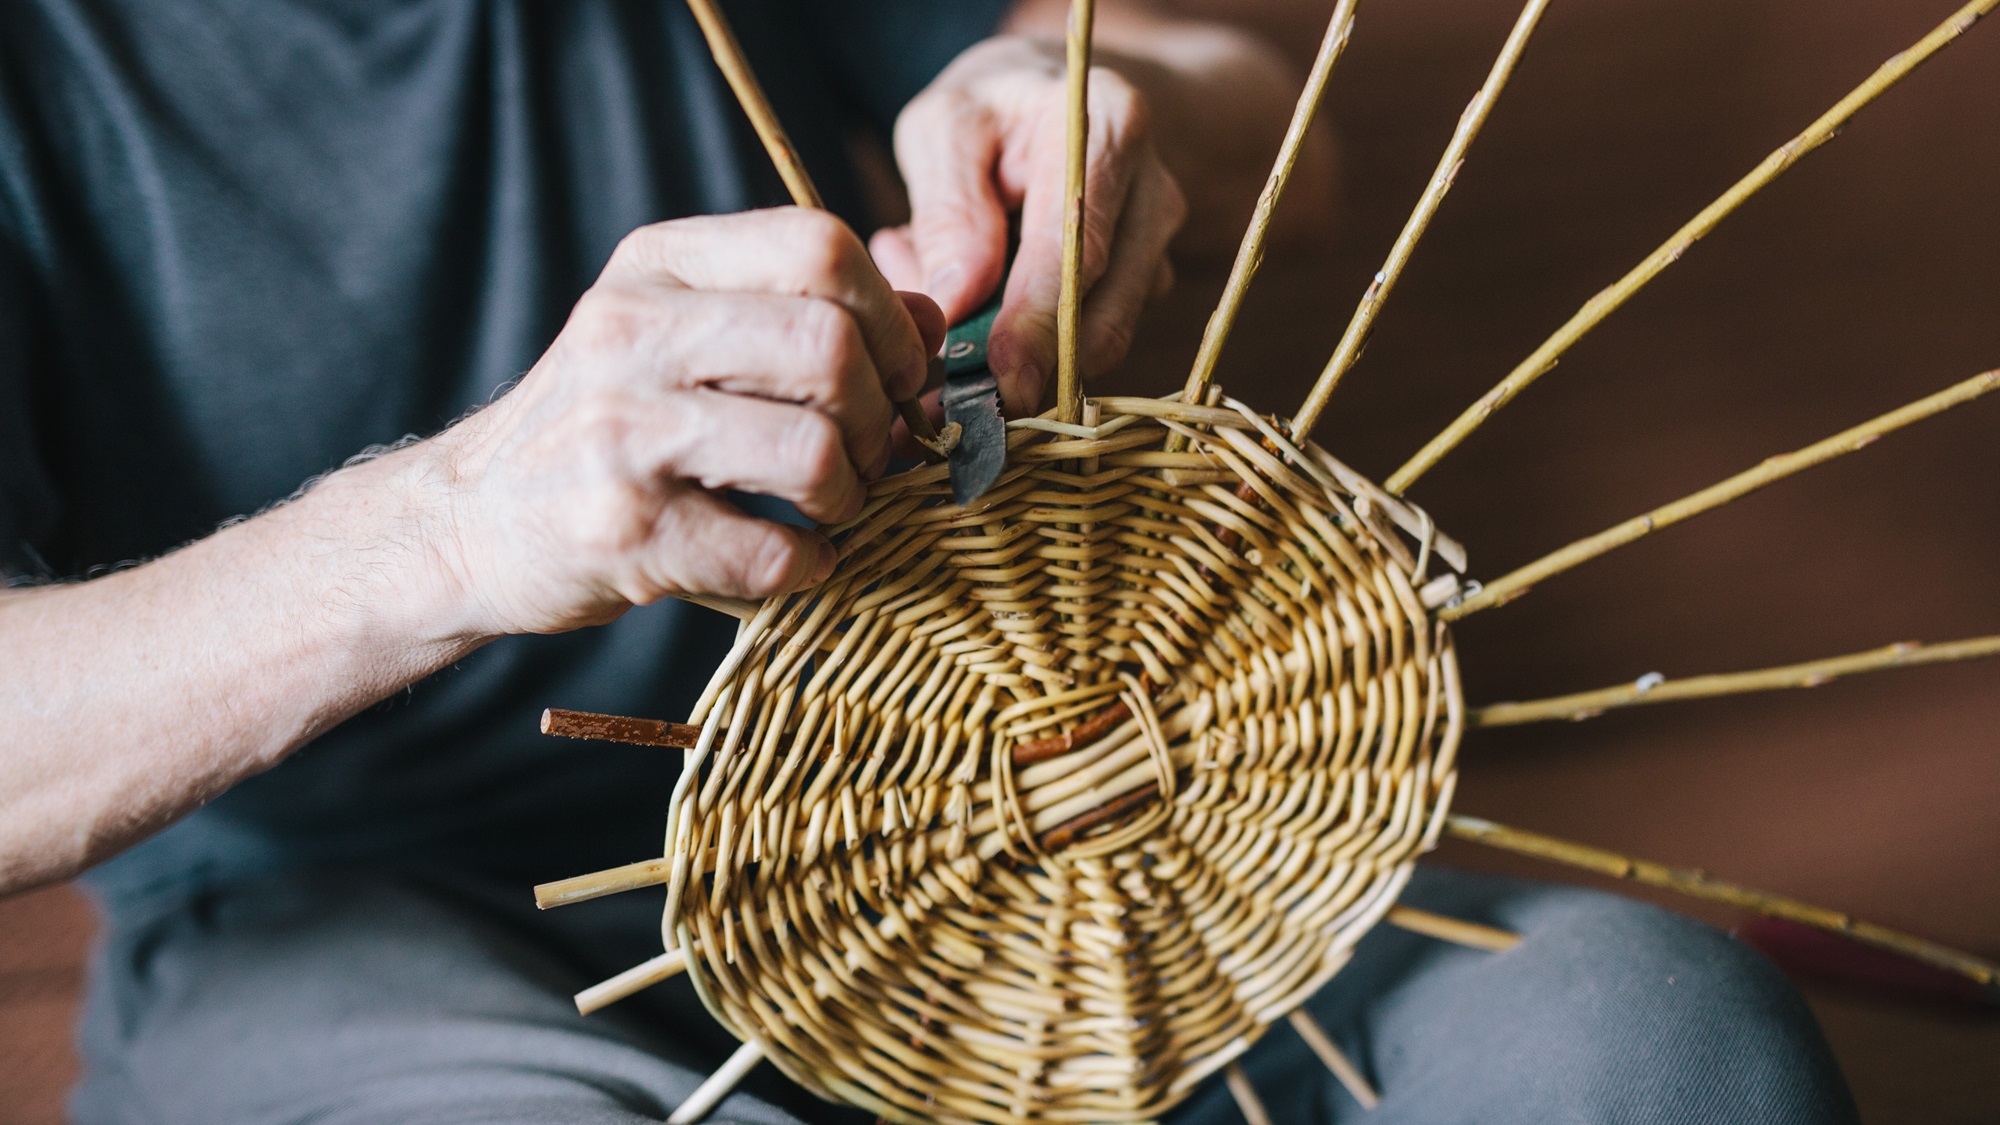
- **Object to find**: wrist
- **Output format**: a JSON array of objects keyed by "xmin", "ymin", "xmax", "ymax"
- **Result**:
[{"xmin": 292, "ymin": 433, "xmax": 497, "ymax": 666}]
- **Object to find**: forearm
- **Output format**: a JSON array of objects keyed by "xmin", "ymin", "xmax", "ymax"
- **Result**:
[
  {"xmin": 0, "ymin": 445, "xmax": 481, "ymax": 894},
  {"xmin": 1005, "ymin": 0, "xmax": 1336, "ymax": 256}
]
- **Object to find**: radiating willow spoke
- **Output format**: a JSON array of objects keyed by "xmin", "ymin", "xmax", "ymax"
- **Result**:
[
  {"xmin": 1289, "ymin": 0, "xmax": 1552, "ymax": 442},
  {"xmin": 1472, "ymin": 634, "xmax": 2000, "ymax": 727},
  {"xmin": 575, "ymin": 948, "xmax": 687, "ymax": 1015},
  {"xmin": 1286, "ymin": 1010, "xmax": 1380, "ymax": 1110},
  {"xmin": 1445, "ymin": 815, "xmax": 2000, "ymax": 992},
  {"xmin": 1224, "ymin": 1063, "xmax": 1273, "ymax": 1125},
  {"xmin": 1174, "ymin": 0, "xmax": 1359, "ymax": 423},
  {"xmin": 1055, "ymin": 0, "xmax": 1096, "ymax": 425},
  {"xmin": 1443, "ymin": 368, "xmax": 2000, "ymax": 619},
  {"xmin": 680, "ymin": 0, "xmax": 940, "ymax": 451},
  {"xmin": 667, "ymin": 1040, "xmax": 764, "ymax": 1125},
  {"xmin": 1386, "ymin": 0, "xmax": 2000, "ymax": 494}
]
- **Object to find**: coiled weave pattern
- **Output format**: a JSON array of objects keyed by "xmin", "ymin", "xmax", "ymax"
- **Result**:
[{"xmin": 663, "ymin": 395, "xmax": 1464, "ymax": 1124}]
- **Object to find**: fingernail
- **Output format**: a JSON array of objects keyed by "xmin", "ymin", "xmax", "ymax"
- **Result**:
[
  {"xmin": 812, "ymin": 537, "xmax": 838, "ymax": 583},
  {"xmin": 1013, "ymin": 363, "xmax": 1044, "ymax": 414}
]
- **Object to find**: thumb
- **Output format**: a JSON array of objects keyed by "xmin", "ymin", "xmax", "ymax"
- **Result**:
[{"xmin": 895, "ymin": 106, "xmax": 1009, "ymax": 324}]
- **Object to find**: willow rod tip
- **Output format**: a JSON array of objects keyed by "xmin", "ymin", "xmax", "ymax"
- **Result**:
[
  {"xmin": 1175, "ymin": 0, "xmax": 1359, "ymax": 424},
  {"xmin": 1290, "ymin": 0, "xmax": 1552, "ymax": 443},
  {"xmin": 1387, "ymin": 0, "xmax": 2000, "ymax": 494},
  {"xmin": 1442, "ymin": 368, "xmax": 2000, "ymax": 619},
  {"xmin": 1445, "ymin": 814, "xmax": 2000, "ymax": 990},
  {"xmin": 1472, "ymin": 634, "xmax": 2000, "ymax": 727}
]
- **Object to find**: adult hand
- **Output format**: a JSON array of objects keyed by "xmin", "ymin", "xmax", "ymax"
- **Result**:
[
  {"xmin": 870, "ymin": 36, "xmax": 1187, "ymax": 421},
  {"xmin": 426, "ymin": 208, "xmax": 946, "ymax": 635}
]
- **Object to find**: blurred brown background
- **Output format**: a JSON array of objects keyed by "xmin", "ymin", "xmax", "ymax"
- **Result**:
[{"xmin": 4, "ymin": 0, "xmax": 1997, "ymax": 1120}]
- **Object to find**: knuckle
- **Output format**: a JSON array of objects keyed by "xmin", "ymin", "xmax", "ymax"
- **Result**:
[
  {"xmin": 609, "ymin": 222, "xmax": 673, "ymax": 271},
  {"xmin": 784, "ymin": 209, "xmax": 861, "ymax": 280},
  {"xmin": 570, "ymin": 287, "xmax": 652, "ymax": 355},
  {"xmin": 795, "ymin": 299, "xmax": 863, "ymax": 389},
  {"xmin": 1089, "ymin": 70, "xmax": 1147, "ymax": 133}
]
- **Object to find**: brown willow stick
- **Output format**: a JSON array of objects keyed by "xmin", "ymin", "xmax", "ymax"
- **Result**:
[
  {"xmin": 1055, "ymin": 0, "xmax": 1096, "ymax": 426},
  {"xmin": 680, "ymin": 0, "xmax": 943, "ymax": 452},
  {"xmin": 1472, "ymin": 634, "xmax": 2000, "ymax": 726},
  {"xmin": 1173, "ymin": 0, "xmax": 1359, "ymax": 422},
  {"xmin": 1386, "ymin": 0, "xmax": 2000, "ymax": 495},
  {"xmin": 542, "ymin": 707, "xmax": 701, "ymax": 749},
  {"xmin": 1445, "ymin": 815, "xmax": 2000, "ymax": 991},
  {"xmin": 1290, "ymin": 0, "xmax": 1551, "ymax": 442},
  {"xmin": 1443, "ymin": 368, "xmax": 2000, "ymax": 619}
]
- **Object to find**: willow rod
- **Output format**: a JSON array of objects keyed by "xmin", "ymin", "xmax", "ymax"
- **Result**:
[
  {"xmin": 668, "ymin": 1039, "xmax": 765, "ymax": 1125},
  {"xmin": 1473, "ymin": 634, "xmax": 2000, "ymax": 727},
  {"xmin": 1386, "ymin": 0, "xmax": 2000, "ymax": 495},
  {"xmin": 680, "ymin": 0, "xmax": 942, "ymax": 451},
  {"xmin": 1224, "ymin": 1063, "xmax": 1273, "ymax": 1125},
  {"xmin": 1445, "ymin": 815, "xmax": 2000, "ymax": 992},
  {"xmin": 1290, "ymin": 0, "xmax": 1551, "ymax": 442},
  {"xmin": 1173, "ymin": 0, "xmax": 1359, "ymax": 427},
  {"xmin": 1286, "ymin": 1010, "xmax": 1380, "ymax": 1110},
  {"xmin": 1442, "ymin": 368, "xmax": 2000, "ymax": 619},
  {"xmin": 1055, "ymin": 0, "xmax": 1097, "ymax": 426}
]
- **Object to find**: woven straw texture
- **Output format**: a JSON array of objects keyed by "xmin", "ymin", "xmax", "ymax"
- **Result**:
[{"xmin": 662, "ymin": 396, "xmax": 1464, "ymax": 1124}]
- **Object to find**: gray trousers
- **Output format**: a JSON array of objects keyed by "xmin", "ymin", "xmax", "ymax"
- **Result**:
[{"xmin": 72, "ymin": 866, "xmax": 1858, "ymax": 1125}]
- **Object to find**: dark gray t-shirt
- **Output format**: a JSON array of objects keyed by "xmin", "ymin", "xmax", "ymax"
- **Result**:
[{"xmin": 0, "ymin": 0, "xmax": 1006, "ymax": 906}]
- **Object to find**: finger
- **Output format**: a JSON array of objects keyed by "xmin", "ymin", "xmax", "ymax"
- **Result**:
[
  {"xmin": 1077, "ymin": 158, "xmax": 1186, "ymax": 377},
  {"xmin": 637, "ymin": 389, "xmax": 866, "ymax": 525},
  {"xmin": 893, "ymin": 94, "xmax": 1009, "ymax": 322},
  {"xmin": 899, "ymin": 291, "xmax": 948, "ymax": 359},
  {"xmin": 869, "ymin": 227, "xmax": 924, "ymax": 291},
  {"xmin": 605, "ymin": 209, "xmax": 931, "ymax": 400},
  {"xmin": 593, "ymin": 288, "xmax": 896, "ymax": 474},
  {"xmin": 637, "ymin": 488, "xmax": 836, "ymax": 602},
  {"xmin": 987, "ymin": 71, "xmax": 1151, "ymax": 417}
]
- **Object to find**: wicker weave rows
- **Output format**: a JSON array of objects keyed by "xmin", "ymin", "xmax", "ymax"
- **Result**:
[{"xmin": 661, "ymin": 397, "xmax": 1464, "ymax": 1124}]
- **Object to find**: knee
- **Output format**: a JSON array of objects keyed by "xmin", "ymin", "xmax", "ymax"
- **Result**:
[{"xmin": 1475, "ymin": 887, "xmax": 1858, "ymax": 1123}]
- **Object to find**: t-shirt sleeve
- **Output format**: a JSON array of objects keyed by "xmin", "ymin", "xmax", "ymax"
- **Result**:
[
  {"xmin": 799, "ymin": 0, "xmax": 1015, "ymax": 132},
  {"xmin": 0, "ymin": 223, "xmax": 59, "ymax": 585}
]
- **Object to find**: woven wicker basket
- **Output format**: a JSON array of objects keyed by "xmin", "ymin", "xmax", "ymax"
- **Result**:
[{"xmin": 662, "ymin": 397, "xmax": 1462, "ymax": 1123}]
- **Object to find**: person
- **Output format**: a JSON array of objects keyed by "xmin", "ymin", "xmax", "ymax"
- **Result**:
[{"xmin": 0, "ymin": 1, "xmax": 1858, "ymax": 1122}]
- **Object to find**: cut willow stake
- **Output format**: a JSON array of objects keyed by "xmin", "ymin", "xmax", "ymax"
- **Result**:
[
  {"xmin": 1286, "ymin": 1010, "xmax": 1381, "ymax": 1110},
  {"xmin": 575, "ymin": 948, "xmax": 688, "ymax": 1015},
  {"xmin": 1055, "ymin": 0, "xmax": 1096, "ymax": 426},
  {"xmin": 1224, "ymin": 1062, "xmax": 1273, "ymax": 1125},
  {"xmin": 668, "ymin": 1039, "xmax": 765, "ymax": 1125},
  {"xmin": 1387, "ymin": 0, "xmax": 2000, "ymax": 494},
  {"xmin": 1386, "ymin": 904, "xmax": 1522, "ymax": 951},
  {"xmin": 679, "ymin": 0, "xmax": 942, "ymax": 452},
  {"xmin": 1443, "ymin": 368, "xmax": 2000, "ymax": 619},
  {"xmin": 1446, "ymin": 815, "xmax": 2000, "ymax": 992},
  {"xmin": 1473, "ymin": 634, "xmax": 2000, "ymax": 727},
  {"xmin": 1290, "ymin": 0, "xmax": 1551, "ymax": 442},
  {"xmin": 542, "ymin": 707, "xmax": 701, "ymax": 749},
  {"xmin": 534, "ymin": 857, "xmax": 673, "ymax": 910},
  {"xmin": 1174, "ymin": 0, "xmax": 1359, "ymax": 424}
]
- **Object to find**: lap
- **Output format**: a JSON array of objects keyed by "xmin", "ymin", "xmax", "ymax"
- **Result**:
[{"xmin": 72, "ymin": 866, "xmax": 1856, "ymax": 1125}]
